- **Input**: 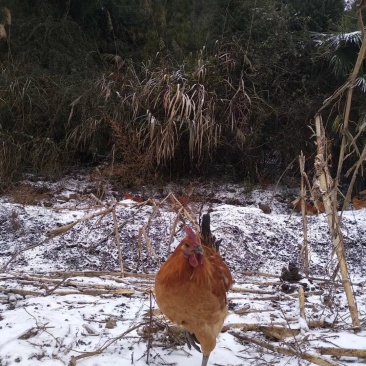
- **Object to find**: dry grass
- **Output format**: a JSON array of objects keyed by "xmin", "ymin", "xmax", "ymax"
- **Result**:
[
  {"xmin": 1, "ymin": 30, "xmax": 268, "ymax": 187},
  {"xmin": 0, "ymin": 71, "xmax": 72, "ymax": 183},
  {"xmin": 25, "ymin": 138, "xmax": 65, "ymax": 179},
  {"xmin": 0, "ymin": 24, "xmax": 6, "ymax": 40},
  {"xmin": 0, "ymin": 136, "xmax": 21, "ymax": 187},
  {"xmin": 9, "ymin": 210, "xmax": 22, "ymax": 232},
  {"xmin": 2, "ymin": 8, "xmax": 11, "ymax": 26},
  {"xmin": 67, "ymin": 117, "xmax": 105, "ymax": 150},
  {"xmin": 93, "ymin": 49, "xmax": 254, "ymax": 178},
  {"xmin": 135, "ymin": 67, "xmax": 251, "ymax": 165},
  {"xmin": 5, "ymin": 184, "xmax": 52, "ymax": 205},
  {"xmin": 101, "ymin": 53, "xmax": 124, "ymax": 70},
  {"xmin": 141, "ymin": 74, "xmax": 219, "ymax": 164},
  {"xmin": 99, "ymin": 115, "xmax": 158, "ymax": 186}
]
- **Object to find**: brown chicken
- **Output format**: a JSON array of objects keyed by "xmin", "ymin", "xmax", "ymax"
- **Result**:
[{"xmin": 155, "ymin": 222, "xmax": 233, "ymax": 366}]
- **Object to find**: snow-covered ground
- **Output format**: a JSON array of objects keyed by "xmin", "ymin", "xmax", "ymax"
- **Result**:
[{"xmin": 0, "ymin": 172, "xmax": 365, "ymax": 366}]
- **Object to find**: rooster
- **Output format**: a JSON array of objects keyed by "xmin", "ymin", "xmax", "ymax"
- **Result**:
[{"xmin": 155, "ymin": 216, "xmax": 233, "ymax": 366}]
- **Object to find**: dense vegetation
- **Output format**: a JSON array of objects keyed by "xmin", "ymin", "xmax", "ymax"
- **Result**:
[{"xmin": 0, "ymin": 0, "xmax": 365, "ymax": 189}]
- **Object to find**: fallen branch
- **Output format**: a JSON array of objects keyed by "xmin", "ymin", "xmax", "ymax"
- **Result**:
[
  {"xmin": 234, "ymin": 308, "xmax": 273, "ymax": 315},
  {"xmin": 47, "ymin": 271, "xmax": 154, "ymax": 279},
  {"xmin": 55, "ymin": 288, "xmax": 135, "ymax": 296},
  {"xmin": 259, "ymin": 325, "xmax": 300, "ymax": 340},
  {"xmin": 317, "ymin": 347, "xmax": 366, "ymax": 358},
  {"xmin": 235, "ymin": 280, "xmax": 281, "ymax": 286},
  {"xmin": 69, "ymin": 322, "xmax": 148, "ymax": 366},
  {"xmin": 222, "ymin": 319, "xmax": 329, "ymax": 333},
  {"xmin": 47, "ymin": 207, "xmax": 114, "ymax": 238},
  {"xmin": 241, "ymin": 271, "xmax": 278, "ymax": 278},
  {"xmin": 1, "ymin": 204, "xmax": 128, "ymax": 274},
  {"xmin": 231, "ymin": 287, "xmax": 277, "ymax": 295},
  {"xmin": 250, "ymin": 290, "xmax": 323, "ymax": 301},
  {"xmin": 241, "ymin": 270, "xmax": 343, "ymax": 285},
  {"xmin": 230, "ymin": 331, "xmax": 338, "ymax": 366},
  {"xmin": 0, "ymin": 287, "xmax": 44, "ymax": 297},
  {"xmin": 0, "ymin": 238, "xmax": 50, "ymax": 273},
  {"xmin": 0, "ymin": 286, "xmax": 135, "ymax": 297}
]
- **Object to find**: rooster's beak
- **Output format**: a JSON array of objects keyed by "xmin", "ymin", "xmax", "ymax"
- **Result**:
[{"xmin": 194, "ymin": 245, "xmax": 203, "ymax": 254}]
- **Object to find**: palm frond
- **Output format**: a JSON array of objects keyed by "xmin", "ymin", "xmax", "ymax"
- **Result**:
[
  {"xmin": 355, "ymin": 76, "xmax": 366, "ymax": 93},
  {"xmin": 313, "ymin": 31, "xmax": 362, "ymax": 48},
  {"xmin": 314, "ymin": 30, "xmax": 364, "ymax": 87}
]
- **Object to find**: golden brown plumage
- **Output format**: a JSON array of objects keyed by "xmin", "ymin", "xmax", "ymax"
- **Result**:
[{"xmin": 155, "ymin": 225, "xmax": 233, "ymax": 366}]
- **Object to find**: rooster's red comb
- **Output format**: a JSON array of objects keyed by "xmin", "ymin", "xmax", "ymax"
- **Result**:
[{"xmin": 183, "ymin": 226, "xmax": 200, "ymax": 245}]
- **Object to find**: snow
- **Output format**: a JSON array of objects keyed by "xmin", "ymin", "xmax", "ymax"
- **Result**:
[{"xmin": 0, "ymin": 173, "xmax": 366, "ymax": 365}]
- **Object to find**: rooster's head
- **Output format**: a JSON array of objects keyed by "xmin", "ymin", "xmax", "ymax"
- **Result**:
[{"xmin": 181, "ymin": 226, "xmax": 203, "ymax": 268}]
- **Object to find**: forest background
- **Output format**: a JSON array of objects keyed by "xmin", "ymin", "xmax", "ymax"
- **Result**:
[{"xmin": 0, "ymin": 0, "xmax": 365, "ymax": 192}]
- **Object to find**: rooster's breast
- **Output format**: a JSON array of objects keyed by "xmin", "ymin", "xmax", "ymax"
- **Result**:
[{"xmin": 155, "ymin": 277, "xmax": 227, "ymax": 336}]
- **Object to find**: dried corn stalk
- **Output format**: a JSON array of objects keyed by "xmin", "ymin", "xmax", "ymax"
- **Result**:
[{"xmin": 313, "ymin": 115, "xmax": 360, "ymax": 328}]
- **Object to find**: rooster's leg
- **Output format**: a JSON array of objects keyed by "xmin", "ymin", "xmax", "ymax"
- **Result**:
[
  {"xmin": 184, "ymin": 331, "xmax": 201, "ymax": 352},
  {"xmin": 201, "ymin": 354, "xmax": 210, "ymax": 366}
]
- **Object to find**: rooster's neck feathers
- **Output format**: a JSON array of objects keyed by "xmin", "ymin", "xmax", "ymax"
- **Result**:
[
  {"xmin": 157, "ymin": 243, "xmax": 232, "ymax": 306},
  {"xmin": 158, "ymin": 242, "xmax": 207, "ymax": 286}
]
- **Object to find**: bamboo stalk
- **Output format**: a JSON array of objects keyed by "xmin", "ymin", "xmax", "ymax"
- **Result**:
[
  {"xmin": 137, "ymin": 227, "xmax": 143, "ymax": 269},
  {"xmin": 314, "ymin": 115, "xmax": 360, "ymax": 328},
  {"xmin": 142, "ymin": 226, "xmax": 160, "ymax": 264},
  {"xmin": 299, "ymin": 152, "xmax": 309, "ymax": 276},
  {"xmin": 298, "ymin": 286, "xmax": 307, "ymax": 327},
  {"xmin": 112, "ymin": 206, "xmax": 124, "ymax": 277}
]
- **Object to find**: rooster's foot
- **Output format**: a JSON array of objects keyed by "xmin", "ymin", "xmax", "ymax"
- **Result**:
[{"xmin": 184, "ymin": 331, "xmax": 201, "ymax": 353}]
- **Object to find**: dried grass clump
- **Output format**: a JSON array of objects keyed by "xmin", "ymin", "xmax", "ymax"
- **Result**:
[
  {"xmin": 25, "ymin": 138, "xmax": 66, "ymax": 179},
  {"xmin": 0, "ymin": 24, "xmax": 6, "ymax": 40},
  {"xmin": 104, "ymin": 115, "xmax": 158, "ymax": 186},
  {"xmin": 0, "ymin": 136, "xmax": 21, "ymax": 188},
  {"xmin": 2, "ymin": 8, "xmax": 11, "ymax": 26},
  {"xmin": 0, "ymin": 79, "xmax": 66, "ymax": 185},
  {"xmin": 0, "ymin": 8, "xmax": 10, "ymax": 41},
  {"xmin": 67, "ymin": 117, "xmax": 105, "ymax": 150},
  {"xmin": 101, "ymin": 53, "xmax": 124, "ymax": 70},
  {"xmin": 141, "ymin": 70, "xmax": 220, "ymax": 164},
  {"xmin": 93, "ymin": 48, "xmax": 255, "ymax": 177},
  {"xmin": 6, "ymin": 184, "xmax": 51, "ymax": 205}
]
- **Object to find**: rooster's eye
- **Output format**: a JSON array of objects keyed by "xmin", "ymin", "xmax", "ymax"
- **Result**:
[{"xmin": 183, "ymin": 243, "xmax": 190, "ymax": 248}]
